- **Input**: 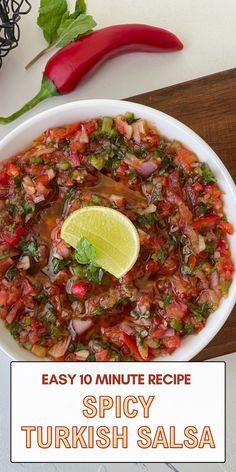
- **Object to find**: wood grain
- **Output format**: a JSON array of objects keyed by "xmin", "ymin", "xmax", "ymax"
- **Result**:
[{"xmin": 127, "ymin": 68, "xmax": 236, "ymax": 361}]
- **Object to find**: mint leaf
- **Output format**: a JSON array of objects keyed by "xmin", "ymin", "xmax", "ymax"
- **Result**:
[
  {"xmin": 75, "ymin": 0, "xmax": 87, "ymax": 14},
  {"xmin": 74, "ymin": 237, "xmax": 96, "ymax": 265},
  {"xmin": 55, "ymin": 14, "xmax": 96, "ymax": 48},
  {"xmin": 37, "ymin": 0, "xmax": 68, "ymax": 44}
]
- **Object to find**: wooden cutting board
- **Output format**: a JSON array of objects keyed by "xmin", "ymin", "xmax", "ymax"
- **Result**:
[{"xmin": 127, "ymin": 68, "xmax": 236, "ymax": 361}]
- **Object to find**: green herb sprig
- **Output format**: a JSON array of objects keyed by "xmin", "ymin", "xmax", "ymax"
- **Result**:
[{"xmin": 26, "ymin": 0, "xmax": 96, "ymax": 69}]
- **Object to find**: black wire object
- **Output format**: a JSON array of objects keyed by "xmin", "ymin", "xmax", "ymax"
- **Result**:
[{"xmin": 0, "ymin": 0, "xmax": 31, "ymax": 68}]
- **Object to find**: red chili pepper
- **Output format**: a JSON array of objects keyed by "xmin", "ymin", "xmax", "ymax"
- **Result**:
[
  {"xmin": 2, "ymin": 227, "xmax": 28, "ymax": 247},
  {"xmin": 0, "ymin": 25, "xmax": 183, "ymax": 124},
  {"xmin": 192, "ymin": 215, "xmax": 219, "ymax": 231},
  {"xmin": 71, "ymin": 281, "xmax": 90, "ymax": 299},
  {"xmin": 123, "ymin": 333, "xmax": 143, "ymax": 360}
]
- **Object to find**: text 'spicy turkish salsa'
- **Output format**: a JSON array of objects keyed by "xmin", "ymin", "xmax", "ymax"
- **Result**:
[{"xmin": 0, "ymin": 113, "xmax": 234, "ymax": 360}]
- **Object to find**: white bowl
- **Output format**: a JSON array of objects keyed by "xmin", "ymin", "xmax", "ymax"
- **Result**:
[{"xmin": 0, "ymin": 99, "xmax": 236, "ymax": 361}]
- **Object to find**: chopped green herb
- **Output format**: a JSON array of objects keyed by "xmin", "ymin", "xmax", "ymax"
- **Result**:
[
  {"xmin": 92, "ymin": 306, "xmax": 106, "ymax": 315},
  {"xmin": 197, "ymin": 163, "xmax": 217, "ymax": 183},
  {"xmin": 8, "ymin": 321, "xmax": 21, "ymax": 339},
  {"xmin": 152, "ymin": 248, "xmax": 167, "ymax": 264},
  {"xmin": 131, "ymin": 146, "xmax": 147, "ymax": 157},
  {"xmin": 75, "ymin": 342, "xmax": 86, "ymax": 351},
  {"xmin": 86, "ymin": 352, "xmax": 96, "ymax": 361},
  {"xmin": 86, "ymin": 264, "xmax": 110, "ymax": 285},
  {"xmin": 37, "ymin": 292, "xmax": 49, "ymax": 304},
  {"xmin": 132, "ymin": 310, "xmax": 156, "ymax": 320},
  {"xmin": 5, "ymin": 266, "xmax": 17, "ymax": 281},
  {"xmin": 52, "ymin": 257, "xmax": 69, "ymax": 274},
  {"xmin": 39, "ymin": 335, "xmax": 46, "ymax": 346},
  {"xmin": 159, "ymin": 155, "xmax": 173, "ymax": 175},
  {"xmin": 73, "ymin": 264, "xmax": 86, "ymax": 278},
  {"xmin": 74, "ymin": 237, "xmax": 96, "ymax": 265},
  {"xmin": 185, "ymin": 325, "xmax": 193, "ymax": 334},
  {"xmin": 191, "ymin": 302, "xmax": 213, "ymax": 320},
  {"xmin": 195, "ymin": 203, "xmax": 210, "ymax": 216},
  {"xmin": 181, "ymin": 265, "xmax": 194, "ymax": 276},
  {"xmin": 205, "ymin": 241, "xmax": 215, "ymax": 254},
  {"xmin": 14, "ymin": 175, "xmax": 22, "ymax": 189},
  {"xmin": 137, "ymin": 212, "xmax": 156, "ymax": 226},
  {"xmin": 152, "ymin": 183, "xmax": 163, "ymax": 201},
  {"xmin": 163, "ymin": 293, "xmax": 173, "ymax": 305},
  {"xmin": 30, "ymin": 156, "xmax": 43, "ymax": 164},
  {"xmin": 22, "ymin": 201, "xmax": 35, "ymax": 214},
  {"xmin": 124, "ymin": 112, "xmax": 140, "ymax": 124},
  {"xmin": 154, "ymin": 140, "xmax": 166, "ymax": 158},
  {"xmin": 20, "ymin": 238, "xmax": 40, "ymax": 262},
  {"xmin": 6, "ymin": 204, "xmax": 17, "ymax": 217}
]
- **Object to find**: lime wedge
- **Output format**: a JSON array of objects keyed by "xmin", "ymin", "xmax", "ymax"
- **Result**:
[{"xmin": 61, "ymin": 206, "xmax": 140, "ymax": 278}]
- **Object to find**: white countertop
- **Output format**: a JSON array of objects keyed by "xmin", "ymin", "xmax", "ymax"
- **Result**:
[{"xmin": 0, "ymin": 0, "xmax": 236, "ymax": 471}]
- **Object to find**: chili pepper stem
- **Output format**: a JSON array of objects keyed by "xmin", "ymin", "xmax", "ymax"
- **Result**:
[
  {"xmin": 25, "ymin": 43, "xmax": 55, "ymax": 70},
  {"xmin": 0, "ymin": 76, "xmax": 59, "ymax": 125}
]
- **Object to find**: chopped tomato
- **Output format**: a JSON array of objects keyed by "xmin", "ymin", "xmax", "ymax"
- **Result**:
[
  {"xmin": 159, "ymin": 253, "xmax": 178, "ymax": 275},
  {"xmin": 71, "ymin": 281, "xmax": 90, "ymax": 299},
  {"xmin": 146, "ymin": 259, "xmax": 159, "ymax": 274},
  {"xmin": 175, "ymin": 146, "xmax": 196, "ymax": 170},
  {"xmin": 217, "ymin": 239, "xmax": 230, "ymax": 257},
  {"xmin": 2, "ymin": 227, "xmax": 28, "ymax": 247},
  {"xmin": 6, "ymin": 163, "xmax": 21, "ymax": 176},
  {"xmin": 22, "ymin": 278, "xmax": 35, "ymax": 296},
  {"xmin": 166, "ymin": 301, "xmax": 188, "ymax": 320},
  {"xmin": 70, "ymin": 142, "xmax": 84, "ymax": 153},
  {"xmin": 204, "ymin": 184, "xmax": 221, "ymax": 197},
  {"xmin": 162, "ymin": 335, "xmax": 180, "ymax": 352},
  {"xmin": 102, "ymin": 326, "xmax": 125, "ymax": 348},
  {"xmin": 34, "ymin": 175, "xmax": 50, "ymax": 185},
  {"xmin": 188, "ymin": 254, "xmax": 197, "ymax": 270},
  {"xmin": 95, "ymin": 349, "xmax": 110, "ymax": 361},
  {"xmin": 84, "ymin": 122, "xmax": 96, "ymax": 135},
  {"xmin": 193, "ymin": 182, "xmax": 203, "ymax": 192},
  {"xmin": 0, "ymin": 171, "xmax": 9, "ymax": 186},
  {"xmin": 217, "ymin": 220, "xmax": 234, "ymax": 235},
  {"xmin": 192, "ymin": 215, "xmax": 219, "ymax": 231},
  {"xmin": 152, "ymin": 329, "xmax": 166, "ymax": 339},
  {"xmin": 49, "ymin": 123, "xmax": 81, "ymax": 139}
]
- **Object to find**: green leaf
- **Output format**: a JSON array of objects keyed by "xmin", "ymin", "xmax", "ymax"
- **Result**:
[
  {"xmin": 55, "ymin": 14, "xmax": 96, "ymax": 48},
  {"xmin": 75, "ymin": 0, "xmax": 87, "ymax": 14},
  {"xmin": 197, "ymin": 163, "xmax": 217, "ymax": 184},
  {"xmin": 74, "ymin": 237, "xmax": 96, "ymax": 265},
  {"xmin": 37, "ymin": 0, "xmax": 68, "ymax": 44},
  {"xmin": 86, "ymin": 264, "xmax": 110, "ymax": 285},
  {"xmin": 181, "ymin": 265, "xmax": 193, "ymax": 276},
  {"xmin": 20, "ymin": 238, "xmax": 40, "ymax": 262},
  {"xmin": 5, "ymin": 266, "xmax": 17, "ymax": 281},
  {"xmin": 52, "ymin": 258, "xmax": 69, "ymax": 274},
  {"xmin": 137, "ymin": 212, "xmax": 156, "ymax": 226},
  {"xmin": 151, "ymin": 248, "xmax": 167, "ymax": 264}
]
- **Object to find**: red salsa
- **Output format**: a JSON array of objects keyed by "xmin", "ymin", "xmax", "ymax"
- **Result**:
[{"xmin": 0, "ymin": 113, "xmax": 234, "ymax": 361}]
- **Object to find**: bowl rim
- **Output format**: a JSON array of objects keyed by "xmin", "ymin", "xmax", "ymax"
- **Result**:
[{"xmin": 0, "ymin": 98, "xmax": 236, "ymax": 362}]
